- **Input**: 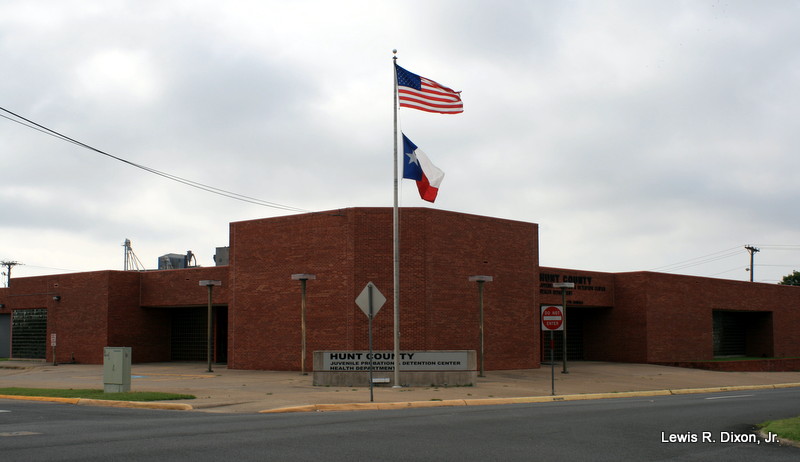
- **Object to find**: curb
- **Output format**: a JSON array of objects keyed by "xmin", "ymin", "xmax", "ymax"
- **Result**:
[
  {"xmin": 0, "ymin": 394, "xmax": 192, "ymax": 411},
  {"xmin": 0, "ymin": 395, "xmax": 80, "ymax": 404},
  {"xmin": 4, "ymin": 382, "xmax": 800, "ymax": 414},
  {"xmin": 758, "ymin": 429, "xmax": 800, "ymax": 449},
  {"xmin": 259, "ymin": 383, "xmax": 800, "ymax": 414},
  {"xmin": 77, "ymin": 399, "xmax": 193, "ymax": 411}
]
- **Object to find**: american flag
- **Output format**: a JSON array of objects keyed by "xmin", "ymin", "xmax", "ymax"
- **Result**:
[{"xmin": 396, "ymin": 64, "xmax": 463, "ymax": 114}]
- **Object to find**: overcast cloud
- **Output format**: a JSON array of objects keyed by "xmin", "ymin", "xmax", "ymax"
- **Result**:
[{"xmin": 2, "ymin": 0, "xmax": 798, "ymax": 284}]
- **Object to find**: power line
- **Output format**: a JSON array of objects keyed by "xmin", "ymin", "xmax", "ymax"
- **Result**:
[
  {"xmin": 648, "ymin": 243, "xmax": 798, "ymax": 279},
  {"xmin": 706, "ymin": 266, "xmax": 746, "ymax": 277},
  {"xmin": 0, "ymin": 106, "xmax": 311, "ymax": 213},
  {"xmin": 647, "ymin": 246, "xmax": 744, "ymax": 273},
  {"xmin": 754, "ymin": 244, "xmax": 800, "ymax": 251},
  {"xmin": 18, "ymin": 264, "xmax": 78, "ymax": 272}
]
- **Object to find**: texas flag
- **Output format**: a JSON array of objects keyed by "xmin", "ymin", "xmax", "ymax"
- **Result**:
[{"xmin": 402, "ymin": 133, "xmax": 444, "ymax": 203}]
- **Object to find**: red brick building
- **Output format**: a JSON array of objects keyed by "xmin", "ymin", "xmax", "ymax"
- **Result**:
[{"xmin": 1, "ymin": 208, "xmax": 799, "ymax": 371}]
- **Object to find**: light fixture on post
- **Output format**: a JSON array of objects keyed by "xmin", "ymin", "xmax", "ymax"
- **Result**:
[
  {"xmin": 291, "ymin": 274, "xmax": 316, "ymax": 375},
  {"xmin": 468, "ymin": 275, "xmax": 493, "ymax": 377},
  {"xmin": 199, "ymin": 280, "xmax": 222, "ymax": 373},
  {"xmin": 552, "ymin": 282, "xmax": 574, "ymax": 373}
]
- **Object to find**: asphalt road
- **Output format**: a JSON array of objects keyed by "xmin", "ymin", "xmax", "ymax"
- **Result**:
[{"xmin": 1, "ymin": 388, "xmax": 798, "ymax": 461}]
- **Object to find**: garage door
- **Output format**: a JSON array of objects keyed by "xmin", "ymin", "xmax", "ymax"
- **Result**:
[{"xmin": 11, "ymin": 308, "xmax": 47, "ymax": 359}]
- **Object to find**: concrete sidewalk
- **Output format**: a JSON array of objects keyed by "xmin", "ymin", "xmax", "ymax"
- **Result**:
[{"xmin": 2, "ymin": 361, "xmax": 800, "ymax": 413}]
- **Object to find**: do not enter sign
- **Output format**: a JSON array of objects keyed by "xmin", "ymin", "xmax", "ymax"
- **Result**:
[{"xmin": 541, "ymin": 305, "xmax": 564, "ymax": 331}]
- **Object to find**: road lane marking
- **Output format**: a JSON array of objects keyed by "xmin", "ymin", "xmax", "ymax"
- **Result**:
[{"xmin": 704, "ymin": 394, "xmax": 754, "ymax": 400}]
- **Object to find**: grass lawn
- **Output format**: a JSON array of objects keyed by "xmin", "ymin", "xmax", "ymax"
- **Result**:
[
  {"xmin": 0, "ymin": 387, "xmax": 194, "ymax": 401},
  {"xmin": 760, "ymin": 416, "xmax": 800, "ymax": 443}
]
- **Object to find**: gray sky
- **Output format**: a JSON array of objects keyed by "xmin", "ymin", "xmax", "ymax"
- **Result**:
[{"xmin": 2, "ymin": 0, "xmax": 799, "ymax": 284}]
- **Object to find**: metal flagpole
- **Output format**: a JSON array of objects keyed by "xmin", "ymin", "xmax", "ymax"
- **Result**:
[{"xmin": 392, "ymin": 49, "xmax": 401, "ymax": 388}]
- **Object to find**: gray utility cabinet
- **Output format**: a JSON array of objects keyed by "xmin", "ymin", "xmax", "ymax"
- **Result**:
[{"xmin": 103, "ymin": 347, "xmax": 131, "ymax": 393}]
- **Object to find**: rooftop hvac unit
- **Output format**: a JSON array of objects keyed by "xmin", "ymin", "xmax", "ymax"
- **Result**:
[
  {"xmin": 158, "ymin": 254, "xmax": 185, "ymax": 270},
  {"xmin": 214, "ymin": 247, "xmax": 230, "ymax": 266}
]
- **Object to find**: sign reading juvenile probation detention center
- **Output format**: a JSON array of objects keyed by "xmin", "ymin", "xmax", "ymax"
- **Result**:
[
  {"xmin": 321, "ymin": 351, "xmax": 469, "ymax": 371},
  {"xmin": 313, "ymin": 350, "xmax": 476, "ymax": 387}
]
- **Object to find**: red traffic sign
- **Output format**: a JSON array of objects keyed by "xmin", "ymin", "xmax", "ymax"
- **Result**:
[{"xmin": 541, "ymin": 305, "xmax": 564, "ymax": 331}]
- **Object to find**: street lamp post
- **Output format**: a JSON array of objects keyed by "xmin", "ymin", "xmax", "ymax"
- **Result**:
[
  {"xmin": 292, "ymin": 274, "xmax": 316, "ymax": 375},
  {"xmin": 468, "ymin": 275, "xmax": 493, "ymax": 377},
  {"xmin": 552, "ymin": 282, "xmax": 574, "ymax": 374},
  {"xmin": 199, "ymin": 280, "xmax": 222, "ymax": 373}
]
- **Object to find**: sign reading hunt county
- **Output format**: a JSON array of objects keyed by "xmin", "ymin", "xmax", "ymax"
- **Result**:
[
  {"xmin": 541, "ymin": 305, "xmax": 564, "ymax": 331},
  {"xmin": 320, "ymin": 351, "xmax": 470, "ymax": 372}
]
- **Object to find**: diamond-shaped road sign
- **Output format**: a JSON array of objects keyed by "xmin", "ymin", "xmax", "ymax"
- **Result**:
[{"xmin": 355, "ymin": 282, "xmax": 386, "ymax": 317}]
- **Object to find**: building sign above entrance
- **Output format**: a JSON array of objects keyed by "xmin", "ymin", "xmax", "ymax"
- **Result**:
[{"xmin": 538, "ymin": 272, "xmax": 611, "ymax": 306}]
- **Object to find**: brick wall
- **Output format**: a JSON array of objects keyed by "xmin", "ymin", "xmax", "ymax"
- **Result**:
[
  {"xmin": 639, "ymin": 273, "xmax": 800, "ymax": 362},
  {"xmin": 3, "ymin": 209, "xmax": 799, "ymax": 371},
  {"xmin": 140, "ymin": 266, "xmax": 229, "ymax": 307},
  {"xmin": 0, "ymin": 272, "xmax": 111, "ymax": 364},
  {"xmin": 228, "ymin": 208, "xmax": 540, "ymax": 371},
  {"xmin": 0, "ymin": 266, "xmax": 230, "ymax": 364}
]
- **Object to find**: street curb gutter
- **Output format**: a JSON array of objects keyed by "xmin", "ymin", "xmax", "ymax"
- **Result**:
[
  {"xmin": 0, "ymin": 395, "xmax": 80, "ymax": 404},
  {"xmin": 259, "ymin": 391, "xmax": 670, "ymax": 413},
  {"xmin": 259, "ymin": 383, "xmax": 800, "ymax": 414},
  {"xmin": 0, "ymin": 394, "xmax": 192, "ymax": 411},
  {"xmin": 667, "ymin": 384, "xmax": 777, "ymax": 395},
  {"xmin": 77, "ymin": 399, "xmax": 193, "ymax": 411},
  {"xmin": 4, "ymin": 382, "xmax": 800, "ymax": 413}
]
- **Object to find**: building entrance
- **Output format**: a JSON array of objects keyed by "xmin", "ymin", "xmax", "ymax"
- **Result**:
[
  {"xmin": 170, "ymin": 306, "xmax": 228, "ymax": 362},
  {"xmin": 0, "ymin": 313, "xmax": 9, "ymax": 358},
  {"xmin": 713, "ymin": 310, "xmax": 773, "ymax": 358},
  {"xmin": 540, "ymin": 307, "xmax": 613, "ymax": 362},
  {"xmin": 541, "ymin": 309, "xmax": 584, "ymax": 362},
  {"xmin": 11, "ymin": 308, "xmax": 47, "ymax": 359}
]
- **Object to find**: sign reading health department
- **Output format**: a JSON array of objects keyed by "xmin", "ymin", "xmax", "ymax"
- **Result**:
[{"xmin": 321, "ymin": 351, "xmax": 470, "ymax": 372}]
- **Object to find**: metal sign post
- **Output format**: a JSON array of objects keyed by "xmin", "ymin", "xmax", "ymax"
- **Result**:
[
  {"xmin": 51, "ymin": 333, "xmax": 57, "ymax": 366},
  {"xmin": 550, "ymin": 330, "xmax": 554, "ymax": 395},
  {"xmin": 356, "ymin": 282, "xmax": 386, "ymax": 402},
  {"xmin": 541, "ymin": 304, "xmax": 565, "ymax": 395},
  {"xmin": 368, "ymin": 284, "xmax": 374, "ymax": 402}
]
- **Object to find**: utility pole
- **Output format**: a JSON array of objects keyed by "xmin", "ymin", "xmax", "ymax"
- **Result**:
[
  {"xmin": 1, "ymin": 260, "xmax": 21, "ymax": 287},
  {"xmin": 744, "ymin": 245, "xmax": 760, "ymax": 282}
]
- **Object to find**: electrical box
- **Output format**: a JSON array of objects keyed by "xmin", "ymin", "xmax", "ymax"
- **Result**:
[{"xmin": 103, "ymin": 347, "xmax": 132, "ymax": 393}]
